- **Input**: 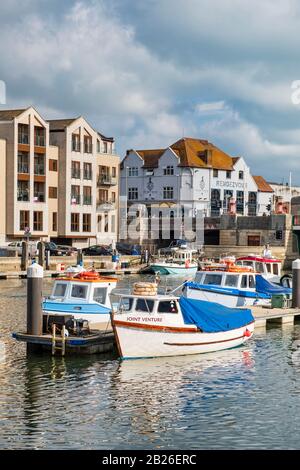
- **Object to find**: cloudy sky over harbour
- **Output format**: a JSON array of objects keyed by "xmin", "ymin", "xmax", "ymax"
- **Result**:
[{"xmin": 1, "ymin": 0, "xmax": 300, "ymax": 182}]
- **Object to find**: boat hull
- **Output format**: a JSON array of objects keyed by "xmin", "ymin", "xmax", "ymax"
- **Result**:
[
  {"xmin": 113, "ymin": 320, "xmax": 255, "ymax": 359},
  {"xmin": 184, "ymin": 286, "xmax": 270, "ymax": 308},
  {"xmin": 149, "ymin": 264, "xmax": 198, "ymax": 276}
]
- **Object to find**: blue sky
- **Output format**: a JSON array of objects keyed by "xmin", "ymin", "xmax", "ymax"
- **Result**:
[{"xmin": 1, "ymin": 0, "xmax": 300, "ymax": 183}]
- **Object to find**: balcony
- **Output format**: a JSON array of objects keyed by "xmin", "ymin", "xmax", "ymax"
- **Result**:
[
  {"xmin": 34, "ymin": 163, "xmax": 45, "ymax": 175},
  {"xmin": 33, "ymin": 193, "xmax": 45, "ymax": 203},
  {"xmin": 18, "ymin": 163, "xmax": 29, "ymax": 174},
  {"xmin": 96, "ymin": 199, "xmax": 115, "ymax": 211},
  {"xmin": 97, "ymin": 175, "xmax": 117, "ymax": 186},
  {"xmin": 17, "ymin": 191, "xmax": 29, "ymax": 202},
  {"xmin": 71, "ymin": 195, "xmax": 81, "ymax": 205}
]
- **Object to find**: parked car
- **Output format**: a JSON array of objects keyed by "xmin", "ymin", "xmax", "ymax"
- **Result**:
[
  {"xmin": 82, "ymin": 245, "xmax": 113, "ymax": 256},
  {"xmin": 56, "ymin": 245, "xmax": 77, "ymax": 256},
  {"xmin": 7, "ymin": 241, "xmax": 38, "ymax": 257},
  {"xmin": 116, "ymin": 242, "xmax": 141, "ymax": 255},
  {"xmin": 44, "ymin": 242, "xmax": 65, "ymax": 256},
  {"xmin": 159, "ymin": 239, "xmax": 188, "ymax": 255}
]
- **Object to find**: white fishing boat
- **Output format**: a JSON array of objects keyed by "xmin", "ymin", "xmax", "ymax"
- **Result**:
[
  {"xmin": 43, "ymin": 271, "xmax": 117, "ymax": 330},
  {"xmin": 182, "ymin": 268, "xmax": 292, "ymax": 308},
  {"xmin": 235, "ymin": 255, "xmax": 282, "ymax": 284},
  {"xmin": 112, "ymin": 282, "xmax": 255, "ymax": 359},
  {"xmin": 148, "ymin": 249, "xmax": 198, "ymax": 276}
]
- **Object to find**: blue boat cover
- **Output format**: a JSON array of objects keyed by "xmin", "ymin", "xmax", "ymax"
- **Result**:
[
  {"xmin": 255, "ymin": 275, "xmax": 292, "ymax": 295},
  {"xmin": 179, "ymin": 297, "xmax": 254, "ymax": 333}
]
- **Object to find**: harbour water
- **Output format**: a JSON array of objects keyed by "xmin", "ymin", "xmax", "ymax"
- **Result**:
[{"xmin": 1, "ymin": 276, "xmax": 300, "ymax": 449}]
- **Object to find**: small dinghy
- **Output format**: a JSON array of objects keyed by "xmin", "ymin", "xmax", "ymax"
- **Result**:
[{"xmin": 112, "ymin": 283, "xmax": 255, "ymax": 359}]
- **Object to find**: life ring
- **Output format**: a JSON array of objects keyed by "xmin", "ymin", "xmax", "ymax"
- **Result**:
[{"xmin": 75, "ymin": 270, "xmax": 100, "ymax": 280}]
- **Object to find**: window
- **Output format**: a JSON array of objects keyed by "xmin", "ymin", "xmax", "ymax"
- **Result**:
[
  {"xmin": 112, "ymin": 167, "xmax": 116, "ymax": 177},
  {"xmin": 34, "ymin": 127, "xmax": 45, "ymax": 146},
  {"xmin": 163, "ymin": 187, "xmax": 174, "ymax": 199},
  {"xmin": 163, "ymin": 166, "xmax": 174, "ymax": 175},
  {"xmin": 18, "ymin": 124, "xmax": 29, "ymax": 144},
  {"xmin": 72, "ymin": 134, "xmax": 80, "ymax": 152},
  {"xmin": 213, "ymin": 169, "xmax": 218, "ymax": 178},
  {"xmin": 203, "ymin": 273, "xmax": 222, "ymax": 285},
  {"xmin": 97, "ymin": 140, "xmax": 100, "ymax": 153},
  {"xmin": 224, "ymin": 275, "xmax": 239, "ymax": 287},
  {"xmin": 34, "ymin": 154, "xmax": 45, "ymax": 175},
  {"xmin": 84, "ymin": 135, "xmax": 92, "ymax": 153},
  {"xmin": 223, "ymin": 190, "xmax": 233, "ymax": 212},
  {"xmin": 98, "ymin": 215, "xmax": 102, "ymax": 232},
  {"xmin": 211, "ymin": 188, "xmax": 221, "ymax": 215},
  {"xmin": 71, "ymin": 185, "xmax": 80, "ymax": 204},
  {"xmin": 17, "ymin": 181, "xmax": 29, "ymax": 201},
  {"xmin": 136, "ymin": 299, "xmax": 155, "ymax": 312},
  {"xmin": 248, "ymin": 192, "xmax": 257, "ymax": 216},
  {"xmin": 18, "ymin": 152, "xmax": 29, "ymax": 173},
  {"xmin": 255, "ymin": 262, "xmax": 264, "ymax": 273},
  {"xmin": 71, "ymin": 284, "xmax": 88, "ymax": 299},
  {"xmin": 83, "ymin": 163, "xmax": 92, "ymax": 180},
  {"xmin": 49, "ymin": 187, "xmax": 57, "ymax": 199},
  {"xmin": 71, "ymin": 161, "xmax": 81, "ymax": 179},
  {"xmin": 104, "ymin": 213, "xmax": 108, "ymax": 232},
  {"xmin": 98, "ymin": 189, "xmax": 109, "ymax": 203},
  {"xmin": 266, "ymin": 263, "xmax": 271, "ymax": 273},
  {"xmin": 120, "ymin": 297, "xmax": 134, "ymax": 311},
  {"xmin": 241, "ymin": 275, "xmax": 247, "ymax": 288},
  {"xmin": 239, "ymin": 170, "xmax": 244, "ymax": 180},
  {"xmin": 111, "ymin": 192, "xmax": 116, "ymax": 203},
  {"xmin": 83, "ymin": 213, "xmax": 91, "ymax": 232},
  {"xmin": 20, "ymin": 211, "xmax": 29, "ymax": 231},
  {"xmin": 33, "ymin": 211, "xmax": 43, "ymax": 231},
  {"xmin": 158, "ymin": 300, "xmax": 178, "ymax": 313},
  {"xmin": 273, "ymin": 264, "xmax": 279, "ymax": 275},
  {"xmin": 49, "ymin": 159, "xmax": 58, "ymax": 171},
  {"xmin": 83, "ymin": 186, "xmax": 92, "ymax": 205},
  {"xmin": 249, "ymin": 276, "xmax": 255, "ymax": 288},
  {"xmin": 52, "ymin": 212, "xmax": 57, "ymax": 231},
  {"xmin": 103, "ymin": 141, "xmax": 108, "ymax": 153},
  {"xmin": 248, "ymin": 235, "xmax": 260, "ymax": 246},
  {"xmin": 226, "ymin": 170, "xmax": 231, "ymax": 179},
  {"xmin": 93, "ymin": 287, "xmax": 107, "ymax": 304},
  {"xmin": 71, "ymin": 213, "xmax": 80, "ymax": 232},
  {"xmin": 128, "ymin": 167, "xmax": 138, "ymax": 177},
  {"xmin": 128, "ymin": 187, "xmax": 138, "ymax": 200},
  {"xmin": 53, "ymin": 283, "xmax": 67, "ymax": 298},
  {"xmin": 236, "ymin": 191, "xmax": 244, "ymax": 215},
  {"xmin": 34, "ymin": 182, "xmax": 45, "ymax": 202}
]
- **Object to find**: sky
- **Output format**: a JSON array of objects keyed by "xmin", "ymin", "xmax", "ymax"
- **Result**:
[{"xmin": 1, "ymin": 0, "xmax": 300, "ymax": 183}]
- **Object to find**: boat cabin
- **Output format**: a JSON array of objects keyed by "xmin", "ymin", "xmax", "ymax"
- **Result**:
[
  {"xmin": 194, "ymin": 270, "xmax": 257, "ymax": 290},
  {"xmin": 117, "ymin": 294, "xmax": 180, "ymax": 315},
  {"xmin": 235, "ymin": 256, "xmax": 281, "ymax": 281},
  {"xmin": 49, "ymin": 275, "xmax": 117, "ymax": 306}
]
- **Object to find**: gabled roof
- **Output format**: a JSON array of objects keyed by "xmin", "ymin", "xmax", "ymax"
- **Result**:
[
  {"xmin": 253, "ymin": 175, "xmax": 274, "ymax": 193},
  {"xmin": 0, "ymin": 109, "xmax": 27, "ymax": 121},
  {"xmin": 48, "ymin": 118, "xmax": 79, "ymax": 131},
  {"xmin": 128, "ymin": 137, "xmax": 235, "ymax": 170}
]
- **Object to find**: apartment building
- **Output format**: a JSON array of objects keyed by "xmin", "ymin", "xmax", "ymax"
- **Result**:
[{"xmin": 0, "ymin": 107, "xmax": 119, "ymax": 247}]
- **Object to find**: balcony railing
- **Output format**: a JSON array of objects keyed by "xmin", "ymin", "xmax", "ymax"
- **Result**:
[
  {"xmin": 33, "ymin": 193, "xmax": 45, "ymax": 202},
  {"xmin": 71, "ymin": 195, "xmax": 81, "ymax": 205},
  {"xmin": 17, "ymin": 191, "xmax": 29, "ymax": 202},
  {"xmin": 96, "ymin": 199, "xmax": 115, "ymax": 211},
  {"xmin": 97, "ymin": 175, "xmax": 117, "ymax": 186},
  {"xmin": 34, "ymin": 164, "xmax": 45, "ymax": 175},
  {"xmin": 18, "ymin": 163, "xmax": 29, "ymax": 173},
  {"xmin": 83, "ymin": 196, "xmax": 92, "ymax": 205}
]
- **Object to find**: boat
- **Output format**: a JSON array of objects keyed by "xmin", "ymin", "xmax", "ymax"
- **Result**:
[
  {"xmin": 111, "ymin": 282, "xmax": 255, "ymax": 359},
  {"xmin": 43, "ymin": 271, "xmax": 117, "ymax": 331},
  {"xmin": 235, "ymin": 255, "xmax": 282, "ymax": 284},
  {"xmin": 182, "ymin": 268, "xmax": 292, "ymax": 308},
  {"xmin": 148, "ymin": 249, "xmax": 198, "ymax": 276}
]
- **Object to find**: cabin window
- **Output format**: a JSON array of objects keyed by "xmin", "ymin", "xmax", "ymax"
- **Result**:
[
  {"xmin": 53, "ymin": 283, "xmax": 67, "ymax": 297},
  {"xmin": 71, "ymin": 284, "xmax": 88, "ymax": 299},
  {"xmin": 195, "ymin": 273, "xmax": 204, "ymax": 284},
  {"xmin": 203, "ymin": 274, "xmax": 222, "ymax": 285},
  {"xmin": 249, "ymin": 276, "xmax": 255, "ymax": 288},
  {"xmin": 255, "ymin": 262, "xmax": 264, "ymax": 273},
  {"xmin": 158, "ymin": 300, "xmax": 178, "ymax": 313},
  {"xmin": 224, "ymin": 275, "xmax": 238, "ymax": 287},
  {"xmin": 241, "ymin": 275, "xmax": 247, "ymax": 288},
  {"xmin": 136, "ymin": 299, "xmax": 154, "ymax": 312},
  {"xmin": 266, "ymin": 264, "xmax": 271, "ymax": 273},
  {"xmin": 93, "ymin": 287, "xmax": 107, "ymax": 304},
  {"xmin": 273, "ymin": 264, "xmax": 279, "ymax": 275},
  {"xmin": 120, "ymin": 297, "xmax": 134, "ymax": 311}
]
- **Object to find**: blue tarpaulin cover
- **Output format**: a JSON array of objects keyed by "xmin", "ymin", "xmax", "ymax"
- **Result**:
[
  {"xmin": 255, "ymin": 275, "xmax": 292, "ymax": 295},
  {"xmin": 179, "ymin": 297, "xmax": 254, "ymax": 333}
]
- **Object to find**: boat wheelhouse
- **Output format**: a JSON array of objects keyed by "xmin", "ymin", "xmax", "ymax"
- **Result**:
[
  {"xmin": 148, "ymin": 249, "xmax": 198, "ymax": 276},
  {"xmin": 112, "ymin": 283, "xmax": 255, "ymax": 359},
  {"xmin": 235, "ymin": 256, "xmax": 281, "ymax": 283},
  {"xmin": 182, "ymin": 269, "xmax": 291, "ymax": 308},
  {"xmin": 43, "ymin": 272, "xmax": 117, "ymax": 330}
]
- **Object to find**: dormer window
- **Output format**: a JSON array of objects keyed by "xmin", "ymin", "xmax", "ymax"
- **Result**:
[
  {"xmin": 163, "ymin": 166, "xmax": 174, "ymax": 175},
  {"xmin": 146, "ymin": 169, "xmax": 154, "ymax": 176},
  {"xmin": 239, "ymin": 170, "xmax": 244, "ymax": 180}
]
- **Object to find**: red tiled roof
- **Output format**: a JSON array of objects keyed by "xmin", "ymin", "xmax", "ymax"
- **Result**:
[{"xmin": 253, "ymin": 175, "xmax": 274, "ymax": 192}]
